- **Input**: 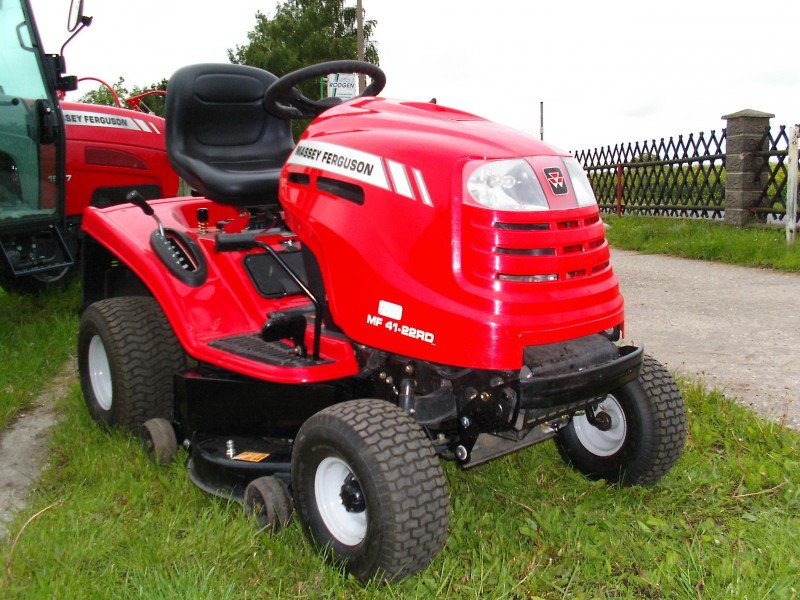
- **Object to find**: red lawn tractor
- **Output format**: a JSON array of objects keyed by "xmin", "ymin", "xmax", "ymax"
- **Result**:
[
  {"xmin": 77, "ymin": 61, "xmax": 686, "ymax": 583},
  {"xmin": 0, "ymin": 0, "xmax": 177, "ymax": 294}
]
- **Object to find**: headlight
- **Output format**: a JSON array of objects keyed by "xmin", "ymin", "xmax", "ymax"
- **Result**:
[
  {"xmin": 465, "ymin": 159, "xmax": 549, "ymax": 211},
  {"xmin": 563, "ymin": 157, "xmax": 598, "ymax": 207}
]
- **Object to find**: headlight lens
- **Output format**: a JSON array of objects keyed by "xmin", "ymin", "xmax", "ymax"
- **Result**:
[
  {"xmin": 465, "ymin": 159, "xmax": 549, "ymax": 211},
  {"xmin": 563, "ymin": 157, "xmax": 598, "ymax": 207}
]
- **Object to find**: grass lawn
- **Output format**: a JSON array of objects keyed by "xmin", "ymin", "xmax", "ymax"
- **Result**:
[
  {"xmin": 0, "ymin": 284, "xmax": 80, "ymax": 429},
  {"xmin": 603, "ymin": 215, "xmax": 800, "ymax": 272},
  {"xmin": 1, "ymin": 378, "xmax": 798, "ymax": 598},
  {"xmin": 1, "ymin": 220, "xmax": 799, "ymax": 597}
]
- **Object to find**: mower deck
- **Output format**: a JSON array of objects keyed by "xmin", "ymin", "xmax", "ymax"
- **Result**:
[{"xmin": 187, "ymin": 434, "xmax": 292, "ymax": 501}]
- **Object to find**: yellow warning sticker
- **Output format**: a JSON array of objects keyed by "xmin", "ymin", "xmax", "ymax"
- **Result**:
[{"xmin": 233, "ymin": 451, "xmax": 270, "ymax": 463}]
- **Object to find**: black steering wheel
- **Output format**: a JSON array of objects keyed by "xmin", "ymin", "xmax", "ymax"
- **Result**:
[{"xmin": 264, "ymin": 60, "xmax": 386, "ymax": 120}]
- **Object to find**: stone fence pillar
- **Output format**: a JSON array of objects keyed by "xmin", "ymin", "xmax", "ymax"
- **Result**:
[{"xmin": 722, "ymin": 109, "xmax": 774, "ymax": 226}]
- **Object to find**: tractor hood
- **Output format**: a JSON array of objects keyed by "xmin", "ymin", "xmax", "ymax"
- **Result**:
[
  {"xmin": 279, "ymin": 97, "xmax": 623, "ymax": 370},
  {"xmin": 61, "ymin": 101, "xmax": 178, "ymax": 215}
]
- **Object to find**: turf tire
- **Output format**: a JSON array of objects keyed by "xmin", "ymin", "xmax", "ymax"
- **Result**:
[
  {"xmin": 555, "ymin": 354, "xmax": 686, "ymax": 486},
  {"xmin": 291, "ymin": 400, "xmax": 449, "ymax": 583},
  {"xmin": 78, "ymin": 296, "xmax": 185, "ymax": 432}
]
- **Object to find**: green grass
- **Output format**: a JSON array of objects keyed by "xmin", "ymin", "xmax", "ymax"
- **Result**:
[
  {"xmin": 0, "ymin": 285, "xmax": 80, "ymax": 429},
  {"xmin": 2, "ymin": 222, "xmax": 799, "ymax": 597},
  {"xmin": 604, "ymin": 215, "xmax": 800, "ymax": 272},
  {"xmin": 2, "ymin": 379, "xmax": 798, "ymax": 599}
]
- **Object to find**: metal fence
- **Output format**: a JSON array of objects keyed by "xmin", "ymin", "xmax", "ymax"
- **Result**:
[
  {"xmin": 575, "ymin": 122, "xmax": 800, "ymax": 223},
  {"xmin": 573, "ymin": 131, "xmax": 727, "ymax": 218},
  {"xmin": 753, "ymin": 125, "xmax": 797, "ymax": 221}
]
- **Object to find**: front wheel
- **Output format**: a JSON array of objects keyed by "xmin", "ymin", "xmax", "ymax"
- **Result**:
[
  {"xmin": 555, "ymin": 354, "xmax": 686, "ymax": 486},
  {"xmin": 243, "ymin": 476, "xmax": 294, "ymax": 533},
  {"xmin": 291, "ymin": 400, "xmax": 449, "ymax": 583}
]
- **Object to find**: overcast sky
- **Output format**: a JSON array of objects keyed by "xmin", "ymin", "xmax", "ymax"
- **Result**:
[{"xmin": 30, "ymin": 0, "xmax": 800, "ymax": 151}]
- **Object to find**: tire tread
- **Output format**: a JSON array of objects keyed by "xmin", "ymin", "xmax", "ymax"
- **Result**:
[
  {"xmin": 79, "ymin": 297, "xmax": 185, "ymax": 430},
  {"xmin": 635, "ymin": 354, "xmax": 686, "ymax": 484},
  {"xmin": 293, "ymin": 400, "xmax": 449, "ymax": 582}
]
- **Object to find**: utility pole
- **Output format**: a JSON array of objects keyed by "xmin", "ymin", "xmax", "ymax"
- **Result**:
[{"xmin": 356, "ymin": 0, "xmax": 365, "ymax": 93}]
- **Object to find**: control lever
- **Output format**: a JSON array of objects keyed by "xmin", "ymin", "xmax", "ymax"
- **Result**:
[
  {"xmin": 127, "ymin": 190, "xmax": 207, "ymax": 287},
  {"xmin": 126, "ymin": 190, "xmax": 165, "ymax": 237}
]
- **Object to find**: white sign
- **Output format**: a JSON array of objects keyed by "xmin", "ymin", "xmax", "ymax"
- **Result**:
[{"xmin": 327, "ymin": 73, "xmax": 358, "ymax": 101}]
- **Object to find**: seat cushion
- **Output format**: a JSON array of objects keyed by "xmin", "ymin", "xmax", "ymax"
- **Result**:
[{"xmin": 166, "ymin": 64, "xmax": 295, "ymax": 206}]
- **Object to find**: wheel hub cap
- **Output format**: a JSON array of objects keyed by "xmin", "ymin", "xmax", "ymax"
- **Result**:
[
  {"xmin": 315, "ymin": 456, "xmax": 367, "ymax": 546},
  {"xmin": 572, "ymin": 395, "xmax": 627, "ymax": 456},
  {"xmin": 339, "ymin": 474, "xmax": 366, "ymax": 513}
]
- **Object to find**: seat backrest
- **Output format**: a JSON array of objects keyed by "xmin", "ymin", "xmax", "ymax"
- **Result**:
[{"xmin": 165, "ymin": 64, "xmax": 295, "ymax": 206}]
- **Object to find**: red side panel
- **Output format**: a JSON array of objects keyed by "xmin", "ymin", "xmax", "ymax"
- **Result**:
[
  {"xmin": 82, "ymin": 198, "xmax": 358, "ymax": 384},
  {"xmin": 62, "ymin": 102, "xmax": 179, "ymax": 217}
]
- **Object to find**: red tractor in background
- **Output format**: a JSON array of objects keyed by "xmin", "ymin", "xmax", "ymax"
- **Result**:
[{"xmin": 0, "ymin": 0, "xmax": 177, "ymax": 294}]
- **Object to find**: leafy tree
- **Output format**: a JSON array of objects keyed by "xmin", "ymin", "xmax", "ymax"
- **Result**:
[
  {"xmin": 78, "ymin": 77, "xmax": 169, "ymax": 117},
  {"xmin": 127, "ymin": 79, "xmax": 169, "ymax": 116},
  {"xmin": 228, "ymin": 0, "xmax": 379, "ymax": 136},
  {"xmin": 77, "ymin": 76, "xmax": 128, "ymax": 107},
  {"xmin": 229, "ymin": 0, "xmax": 378, "ymax": 78}
]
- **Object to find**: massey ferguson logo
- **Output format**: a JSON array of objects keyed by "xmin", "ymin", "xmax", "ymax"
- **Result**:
[{"xmin": 543, "ymin": 167, "xmax": 568, "ymax": 195}]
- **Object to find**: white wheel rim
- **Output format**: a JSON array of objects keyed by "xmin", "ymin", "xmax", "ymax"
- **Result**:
[
  {"xmin": 314, "ymin": 456, "xmax": 367, "ymax": 546},
  {"xmin": 572, "ymin": 395, "xmax": 627, "ymax": 457},
  {"xmin": 88, "ymin": 335, "xmax": 113, "ymax": 411}
]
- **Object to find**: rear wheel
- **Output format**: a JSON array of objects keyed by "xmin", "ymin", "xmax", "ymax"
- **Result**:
[
  {"xmin": 78, "ymin": 297, "xmax": 185, "ymax": 432},
  {"xmin": 291, "ymin": 400, "xmax": 449, "ymax": 583},
  {"xmin": 555, "ymin": 354, "xmax": 686, "ymax": 486}
]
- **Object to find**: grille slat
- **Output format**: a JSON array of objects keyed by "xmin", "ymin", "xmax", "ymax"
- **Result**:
[{"xmin": 468, "ymin": 212, "xmax": 610, "ymax": 284}]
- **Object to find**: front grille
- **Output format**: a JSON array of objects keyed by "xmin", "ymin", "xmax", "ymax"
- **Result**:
[{"xmin": 464, "ymin": 207, "xmax": 610, "ymax": 285}]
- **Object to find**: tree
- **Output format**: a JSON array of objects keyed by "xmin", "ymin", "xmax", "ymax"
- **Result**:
[
  {"xmin": 78, "ymin": 76, "xmax": 128, "ymax": 108},
  {"xmin": 78, "ymin": 77, "xmax": 169, "ymax": 117},
  {"xmin": 228, "ymin": 0, "xmax": 379, "ymax": 102}
]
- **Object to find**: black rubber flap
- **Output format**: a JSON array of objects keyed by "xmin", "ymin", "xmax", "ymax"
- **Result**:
[{"xmin": 523, "ymin": 334, "xmax": 618, "ymax": 377}]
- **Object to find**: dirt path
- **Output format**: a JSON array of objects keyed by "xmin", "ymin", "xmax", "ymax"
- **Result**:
[
  {"xmin": 612, "ymin": 249, "xmax": 800, "ymax": 429},
  {"xmin": 0, "ymin": 359, "xmax": 75, "ymax": 539}
]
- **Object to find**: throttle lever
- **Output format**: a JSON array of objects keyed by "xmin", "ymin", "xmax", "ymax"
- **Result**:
[{"xmin": 126, "ymin": 190, "xmax": 165, "ymax": 238}]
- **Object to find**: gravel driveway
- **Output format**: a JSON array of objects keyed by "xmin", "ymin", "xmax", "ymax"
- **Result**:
[{"xmin": 612, "ymin": 249, "xmax": 800, "ymax": 429}]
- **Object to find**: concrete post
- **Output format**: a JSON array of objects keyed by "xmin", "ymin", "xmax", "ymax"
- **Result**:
[{"xmin": 722, "ymin": 109, "xmax": 774, "ymax": 226}]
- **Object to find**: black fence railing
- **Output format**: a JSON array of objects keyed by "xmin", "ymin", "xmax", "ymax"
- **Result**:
[
  {"xmin": 573, "ymin": 131, "xmax": 727, "ymax": 218},
  {"xmin": 753, "ymin": 125, "xmax": 797, "ymax": 221}
]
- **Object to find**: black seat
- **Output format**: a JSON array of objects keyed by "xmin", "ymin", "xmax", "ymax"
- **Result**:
[{"xmin": 165, "ymin": 64, "xmax": 295, "ymax": 206}]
